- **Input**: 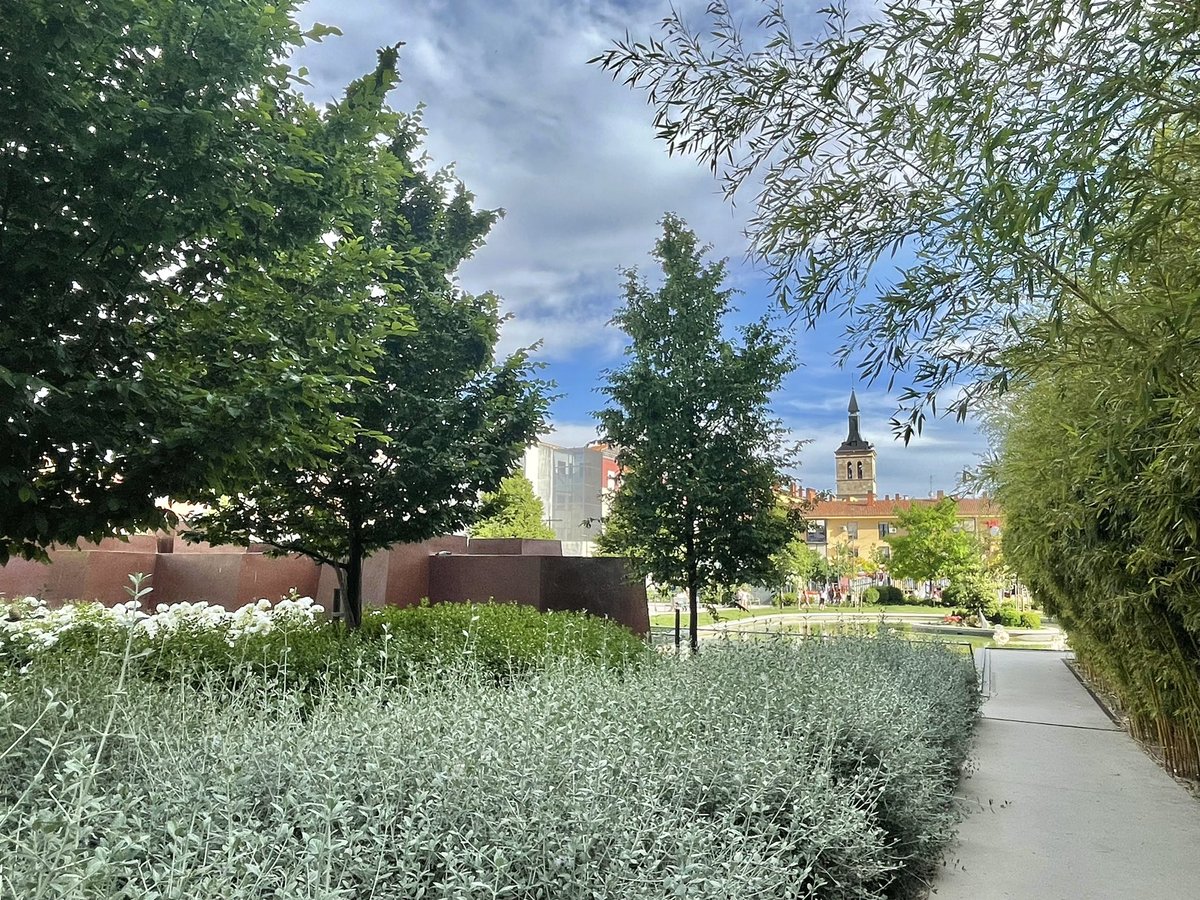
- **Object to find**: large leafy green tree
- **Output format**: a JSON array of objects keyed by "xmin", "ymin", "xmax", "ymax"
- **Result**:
[
  {"xmin": 592, "ymin": 0, "xmax": 1200, "ymax": 435},
  {"xmin": 472, "ymin": 473, "xmax": 557, "ymax": 540},
  {"xmin": 1, "ymin": 0, "xmax": 411, "ymax": 563},
  {"xmin": 186, "ymin": 114, "xmax": 550, "ymax": 628},
  {"xmin": 768, "ymin": 537, "xmax": 822, "ymax": 600},
  {"xmin": 597, "ymin": 215, "xmax": 800, "ymax": 652},
  {"xmin": 885, "ymin": 499, "xmax": 981, "ymax": 593},
  {"xmin": 825, "ymin": 542, "xmax": 860, "ymax": 585}
]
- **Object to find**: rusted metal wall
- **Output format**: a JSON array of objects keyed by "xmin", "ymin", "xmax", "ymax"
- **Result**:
[{"xmin": 0, "ymin": 536, "xmax": 648, "ymax": 635}]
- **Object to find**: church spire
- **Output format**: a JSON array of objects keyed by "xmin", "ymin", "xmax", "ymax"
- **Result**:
[
  {"xmin": 834, "ymin": 389, "xmax": 877, "ymax": 499},
  {"xmin": 846, "ymin": 390, "xmax": 861, "ymax": 443},
  {"xmin": 841, "ymin": 389, "xmax": 868, "ymax": 449}
]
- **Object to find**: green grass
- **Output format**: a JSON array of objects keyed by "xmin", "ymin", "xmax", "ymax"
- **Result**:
[
  {"xmin": 649, "ymin": 605, "xmax": 790, "ymax": 627},
  {"xmin": 650, "ymin": 603, "xmax": 953, "ymax": 627},
  {"xmin": 860, "ymin": 603, "xmax": 953, "ymax": 615}
]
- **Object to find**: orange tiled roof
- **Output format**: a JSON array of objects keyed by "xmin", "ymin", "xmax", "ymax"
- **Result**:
[{"xmin": 806, "ymin": 496, "xmax": 1001, "ymax": 518}]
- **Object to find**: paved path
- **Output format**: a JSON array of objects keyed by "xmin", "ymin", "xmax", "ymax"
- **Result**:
[{"xmin": 933, "ymin": 650, "xmax": 1200, "ymax": 899}]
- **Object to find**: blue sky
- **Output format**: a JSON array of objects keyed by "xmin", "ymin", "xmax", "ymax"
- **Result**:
[{"xmin": 292, "ymin": 0, "xmax": 990, "ymax": 497}]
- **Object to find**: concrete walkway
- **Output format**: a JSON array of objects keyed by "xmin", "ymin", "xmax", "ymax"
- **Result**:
[{"xmin": 933, "ymin": 650, "xmax": 1200, "ymax": 899}]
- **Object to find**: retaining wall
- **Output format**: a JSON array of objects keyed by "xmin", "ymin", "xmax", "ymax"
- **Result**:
[{"xmin": 0, "ymin": 535, "xmax": 648, "ymax": 635}]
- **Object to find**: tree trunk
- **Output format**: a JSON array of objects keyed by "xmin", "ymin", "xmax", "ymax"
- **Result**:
[
  {"xmin": 686, "ymin": 513, "xmax": 699, "ymax": 654},
  {"xmin": 345, "ymin": 527, "xmax": 364, "ymax": 629},
  {"xmin": 688, "ymin": 579, "xmax": 699, "ymax": 654}
]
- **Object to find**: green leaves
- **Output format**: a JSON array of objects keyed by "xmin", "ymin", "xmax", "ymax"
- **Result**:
[
  {"xmin": 598, "ymin": 215, "xmax": 800, "ymax": 650},
  {"xmin": 885, "ymin": 498, "xmax": 982, "ymax": 586},
  {"xmin": 0, "ymin": 0, "xmax": 406, "ymax": 562},
  {"xmin": 185, "ymin": 108, "xmax": 550, "ymax": 627},
  {"xmin": 472, "ymin": 474, "xmax": 557, "ymax": 540},
  {"xmin": 985, "ymin": 242, "xmax": 1200, "ymax": 759},
  {"xmin": 594, "ymin": 0, "xmax": 1200, "ymax": 437}
]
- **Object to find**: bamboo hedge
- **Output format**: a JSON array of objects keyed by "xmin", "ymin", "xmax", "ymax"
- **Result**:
[{"xmin": 986, "ymin": 220, "xmax": 1200, "ymax": 778}]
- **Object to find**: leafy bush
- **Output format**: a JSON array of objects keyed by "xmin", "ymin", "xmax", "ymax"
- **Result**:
[
  {"xmin": 0, "ymin": 637, "xmax": 978, "ymax": 900},
  {"xmin": 1018, "ymin": 611, "xmax": 1042, "ymax": 630},
  {"xmin": 1, "ymin": 596, "xmax": 650, "ymax": 688},
  {"xmin": 358, "ymin": 602, "xmax": 650, "ymax": 680},
  {"xmin": 862, "ymin": 586, "xmax": 880, "ymax": 604},
  {"xmin": 876, "ymin": 584, "xmax": 905, "ymax": 605},
  {"xmin": 996, "ymin": 604, "xmax": 1022, "ymax": 628},
  {"xmin": 942, "ymin": 574, "xmax": 1000, "ymax": 614}
]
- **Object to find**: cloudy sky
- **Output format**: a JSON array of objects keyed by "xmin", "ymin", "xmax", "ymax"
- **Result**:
[{"xmin": 291, "ymin": 0, "xmax": 990, "ymax": 497}]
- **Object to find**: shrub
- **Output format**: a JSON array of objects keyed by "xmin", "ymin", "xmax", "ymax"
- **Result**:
[
  {"xmin": 1018, "ymin": 611, "xmax": 1042, "ymax": 630},
  {"xmin": 942, "ymin": 573, "xmax": 998, "ymax": 612},
  {"xmin": 0, "ymin": 637, "xmax": 978, "ymax": 900},
  {"xmin": 996, "ymin": 604, "xmax": 1022, "ymax": 628},
  {"xmin": 863, "ymin": 586, "xmax": 881, "ymax": 604},
  {"xmin": 1, "ymin": 596, "xmax": 651, "ymax": 689},
  {"xmin": 877, "ymin": 584, "xmax": 905, "ymax": 605},
  {"xmin": 359, "ymin": 602, "xmax": 650, "ymax": 680}
]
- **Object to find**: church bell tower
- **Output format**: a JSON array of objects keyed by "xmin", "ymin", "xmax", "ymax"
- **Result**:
[{"xmin": 834, "ymin": 390, "xmax": 877, "ymax": 499}]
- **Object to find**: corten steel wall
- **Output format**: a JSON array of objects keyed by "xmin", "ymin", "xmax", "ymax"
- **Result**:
[
  {"xmin": 0, "ymin": 550, "xmax": 158, "ymax": 604},
  {"xmin": 428, "ymin": 556, "xmax": 543, "ymax": 607},
  {"xmin": 540, "ymin": 556, "xmax": 650, "ymax": 634},
  {"xmin": 156, "ymin": 553, "xmax": 322, "ymax": 609},
  {"xmin": 311, "ymin": 535, "xmax": 472, "ymax": 609},
  {"xmin": 466, "ymin": 538, "xmax": 561, "ymax": 557},
  {"xmin": 427, "ymin": 554, "xmax": 649, "ymax": 636},
  {"xmin": 0, "ymin": 544, "xmax": 320, "ymax": 610},
  {"xmin": 0, "ymin": 536, "xmax": 649, "ymax": 634},
  {"xmin": 382, "ymin": 536, "xmax": 470, "ymax": 607}
]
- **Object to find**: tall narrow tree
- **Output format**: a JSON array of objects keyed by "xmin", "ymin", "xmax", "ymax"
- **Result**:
[
  {"xmin": 598, "ymin": 215, "xmax": 800, "ymax": 652},
  {"xmin": 185, "ymin": 107, "xmax": 549, "ymax": 628}
]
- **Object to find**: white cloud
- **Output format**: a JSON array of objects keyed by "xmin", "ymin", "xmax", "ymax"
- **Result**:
[
  {"xmin": 290, "ymin": 0, "xmax": 990, "ymax": 496},
  {"xmin": 541, "ymin": 420, "xmax": 601, "ymax": 449},
  {"xmin": 784, "ymin": 385, "xmax": 991, "ymax": 498},
  {"xmin": 293, "ymin": 0, "xmax": 752, "ymax": 364}
]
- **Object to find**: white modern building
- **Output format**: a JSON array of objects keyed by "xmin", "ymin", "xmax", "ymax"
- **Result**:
[{"xmin": 521, "ymin": 440, "xmax": 619, "ymax": 553}]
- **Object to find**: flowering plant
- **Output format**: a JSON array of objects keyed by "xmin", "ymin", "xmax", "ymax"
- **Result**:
[{"xmin": 1, "ymin": 590, "xmax": 325, "ymax": 674}]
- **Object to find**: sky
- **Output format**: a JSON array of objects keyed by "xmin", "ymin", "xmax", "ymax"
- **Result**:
[{"xmin": 291, "ymin": 0, "xmax": 990, "ymax": 498}]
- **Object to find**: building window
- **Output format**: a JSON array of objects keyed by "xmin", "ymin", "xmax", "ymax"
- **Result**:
[
  {"xmin": 878, "ymin": 522, "xmax": 889, "ymax": 540},
  {"xmin": 846, "ymin": 461, "xmax": 853, "ymax": 479},
  {"xmin": 846, "ymin": 522, "xmax": 858, "ymax": 539},
  {"xmin": 806, "ymin": 521, "xmax": 827, "ymax": 544},
  {"xmin": 857, "ymin": 460, "xmax": 863, "ymax": 480}
]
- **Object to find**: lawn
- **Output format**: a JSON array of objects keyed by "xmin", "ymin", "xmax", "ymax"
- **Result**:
[
  {"xmin": 649, "ymin": 605, "xmax": 789, "ymax": 627},
  {"xmin": 861, "ymin": 603, "xmax": 956, "ymax": 616},
  {"xmin": 649, "ymin": 602, "xmax": 953, "ymax": 627}
]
